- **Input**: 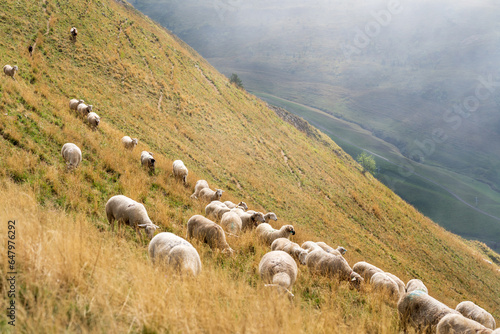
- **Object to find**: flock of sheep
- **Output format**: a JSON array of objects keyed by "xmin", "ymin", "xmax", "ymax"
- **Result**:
[
  {"xmin": 78, "ymin": 140, "xmax": 500, "ymax": 333},
  {"xmin": 4, "ymin": 26, "xmax": 499, "ymax": 334}
]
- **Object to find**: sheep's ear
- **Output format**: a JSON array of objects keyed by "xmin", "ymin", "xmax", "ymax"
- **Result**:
[{"xmin": 138, "ymin": 224, "xmax": 147, "ymax": 228}]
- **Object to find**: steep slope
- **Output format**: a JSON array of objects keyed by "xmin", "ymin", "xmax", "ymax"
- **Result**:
[
  {"xmin": 130, "ymin": 0, "xmax": 500, "ymax": 249},
  {"xmin": 0, "ymin": 0, "xmax": 499, "ymax": 332}
]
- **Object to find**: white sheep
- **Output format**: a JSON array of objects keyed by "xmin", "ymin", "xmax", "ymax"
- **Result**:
[
  {"xmin": 436, "ymin": 314, "xmax": 494, "ymax": 334},
  {"xmin": 240, "ymin": 211, "xmax": 265, "ymax": 230},
  {"xmin": 305, "ymin": 249, "xmax": 363, "ymax": 290},
  {"xmin": 198, "ymin": 187, "xmax": 224, "ymax": 202},
  {"xmin": 455, "ymin": 301, "xmax": 496, "ymax": 330},
  {"xmin": 259, "ymin": 250, "xmax": 298, "ymax": 291},
  {"xmin": 69, "ymin": 99, "xmax": 85, "ymax": 111},
  {"xmin": 316, "ymin": 241, "xmax": 347, "ymax": 256},
  {"xmin": 301, "ymin": 241, "xmax": 324, "ymax": 253},
  {"xmin": 105, "ymin": 195, "xmax": 160, "ymax": 239},
  {"xmin": 191, "ymin": 179, "xmax": 209, "ymax": 199},
  {"xmin": 205, "ymin": 201, "xmax": 230, "ymax": 222},
  {"xmin": 3, "ymin": 65, "xmax": 18, "ymax": 79},
  {"xmin": 352, "ymin": 261, "xmax": 384, "ymax": 283},
  {"xmin": 70, "ymin": 27, "xmax": 78, "ymax": 39},
  {"xmin": 397, "ymin": 289, "xmax": 459, "ymax": 333},
  {"xmin": 61, "ymin": 143, "xmax": 82, "ymax": 169},
  {"xmin": 121, "ymin": 136, "xmax": 138, "ymax": 150},
  {"xmin": 224, "ymin": 201, "xmax": 248, "ymax": 210},
  {"xmin": 172, "ymin": 160, "xmax": 188, "ymax": 185},
  {"xmin": 186, "ymin": 215, "xmax": 233, "ymax": 255},
  {"xmin": 256, "ymin": 223, "xmax": 295, "ymax": 246},
  {"xmin": 148, "ymin": 232, "xmax": 201, "ymax": 276},
  {"xmin": 406, "ymin": 278, "xmax": 428, "ymax": 294},
  {"xmin": 220, "ymin": 211, "xmax": 243, "ymax": 235},
  {"xmin": 141, "ymin": 151, "xmax": 155, "ymax": 172},
  {"xmin": 271, "ymin": 238, "xmax": 308, "ymax": 265},
  {"xmin": 77, "ymin": 103, "xmax": 93, "ymax": 118},
  {"xmin": 87, "ymin": 112, "xmax": 100, "ymax": 130},
  {"xmin": 384, "ymin": 272, "xmax": 405, "ymax": 297},
  {"xmin": 370, "ymin": 272, "xmax": 401, "ymax": 302}
]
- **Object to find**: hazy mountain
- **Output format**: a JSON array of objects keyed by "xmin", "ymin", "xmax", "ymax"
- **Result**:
[{"xmin": 131, "ymin": 0, "xmax": 500, "ymax": 249}]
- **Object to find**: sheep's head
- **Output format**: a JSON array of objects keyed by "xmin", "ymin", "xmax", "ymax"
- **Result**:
[
  {"xmin": 139, "ymin": 223, "xmax": 160, "ymax": 239},
  {"xmin": 132, "ymin": 138, "xmax": 138, "ymax": 146},
  {"xmin": 78, "ymin": 99, "xmax": 84, "ymax": 104},
  {"xmin": 149, "ymin": 158, "xmax": 156, "ymax": 168},
  {"xmin": 252, "ymin": 212, "xmax": 266, "ymax": 225},
  {"xmin": 336, "ymin": 246, "xmax": 347, "ymax": 255},
  {"xmin": 87, "ymin": 105, "xmax": 93, "ymax": 112},
  {"xmin": 265, "ymin": 212, "xmax": 278, "ymax": 222},
  {"xmin": 215, "ymin": 189, "xmax": 224, "ymax": 200},
  {"xmin": 222, "ymin": 246, "xmax": 234, "ymax": 256},
  {"xmin": 13, "ymin": 66, "xmax": 18, "ymax": 72},
  {"xmin": 237, "ymin": 202, "xmax": 248, "ymax": 210},
  {"xmin": 283, "ymin": 225, "xmax": 295, "ymax": 235},
  {"xmin": 349, "ymin": 271, "xmax": 364, "ymax": 291},
  {"xmin": 298, "ymin": 250, "xmax": 308, "ymax": 265}
]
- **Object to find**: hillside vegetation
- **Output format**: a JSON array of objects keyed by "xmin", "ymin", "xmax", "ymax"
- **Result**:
[
  {"xmin": 130, "ymin": 0, "xmax": 500, "ymax": 249},
  {"xmin": 0, "ymin": 0, "xmax": 499, "ymax": 332}
]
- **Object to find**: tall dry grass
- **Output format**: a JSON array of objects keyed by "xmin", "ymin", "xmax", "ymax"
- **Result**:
[{"xmin": 0, "ymin": 181, "xmax": 402, "ymax": 333}]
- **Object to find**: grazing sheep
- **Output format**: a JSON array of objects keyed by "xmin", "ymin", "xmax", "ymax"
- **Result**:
[
  {"xmin": 397, "ymin": 289, "xmax": 459, "ymax": 334},
  {"xmin": 121, "ymin": 136, "xmax": 138, "ymax": 150},
  {"xmin": 69, "ymin": 99, "xmax": 85, "ymax": 111},
  {"xmin": 384, "ymin": 272, "xmax": 405, "ymax": 297},
  {"xmin": 191, "ymin": 179, "xmax": 209, "ymax": 199},
  {"xmin": 456, "ymin": 301, "xmax": 496, "ymax": 330},
  {"xmin": 172, "ymin": 160, "xmax": 188, "ymax": 185},
  {"xmin": 105, "ymin": 195, "xmax": 159, "ymax": 239},
  {"xmin": 61, "ymin": 143, "xmax": 82, "ymax": 169},
  {"xmin": 186, "ymin": 215, "xmax": 233, "ymax": 254},
  {"xmin": 3, "ymin": 65, "xmax": 18, "ymax": 79},
  {"xmin": 141, "ymin": 151, "xmax": 155, "ymax": 172},
  {"xmin": 198, "ymin": 187, "xmax": 224, "ymax": 202},
  {"xmin": 436, "ymin": 314, "xmax": 494, "ymax": 334},
  {"xmin": 256, "ymin": 223, "xmax": 295, "ymax": 246},
  {"xmin": 148, "ymin": 232, "xmax": 201, "ymax": 276},
  {"xmin": 220, "ymin": 211, "xmax": 243, "ymax": 235},
  {"xmin": 224, "ymin": 201, "xmax": 248, "ymax": 210},
  {"xmin": 316, "ymin": 242, "xmax": 347, "ymax": 256},
  {"xmin": 271, "ymin": 238, "xmax": 308, "ymax": 265},
  {"xmin": 305, "ymin": 249, "xmax": 363, "ymax": 290},
  {"xmin": 352, "ymin": 261, "xmax": 384, "ymax": 283},
  {"xmin": 77, "ymin": 103, "xmax": 93, "ymax": 118},
  {"xmin": 301, "ymin": 241, "xmax": 324, "ymax": 253},
  {"xmin": 70, "ymin": 27, "xmax": 78, "ymax": 39},
  {"xmin": 370, "ymin": 272, "xmax": 401, "ymax": 302},
  {"xmin": 264, "ymin": 212, "xmax": 278, "ymax": 224},
  {"xmin": 87, "ymin": 112, "xmax": 100, "ymax": 130},
  {"xmin": 205, "ymin": 201, "xmax": 230, "ymax": 222},
  {"xmin": 259, "ymin": 250, "xmax": 298, "ymax": 291},
  {"xmin": 240, "ymin": 211, "xmax": 265, "ymax": 230},
  {"xmin": 406, "ymin": 278, "xmax": 428, "ymax": 294}
]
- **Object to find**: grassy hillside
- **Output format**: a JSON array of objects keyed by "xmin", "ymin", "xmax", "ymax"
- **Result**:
[
  {"xmin": 0, "ymin": 0, "xmax": 499, "ymax": 332},
  {"xmin": 130, "ymin": 0, "xmax": 500, "ymax": 249}
]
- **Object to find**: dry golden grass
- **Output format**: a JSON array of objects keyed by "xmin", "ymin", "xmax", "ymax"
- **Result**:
[{"xmin": 0, "ymin": 181, "xmax": 404, "ymax": 333}]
